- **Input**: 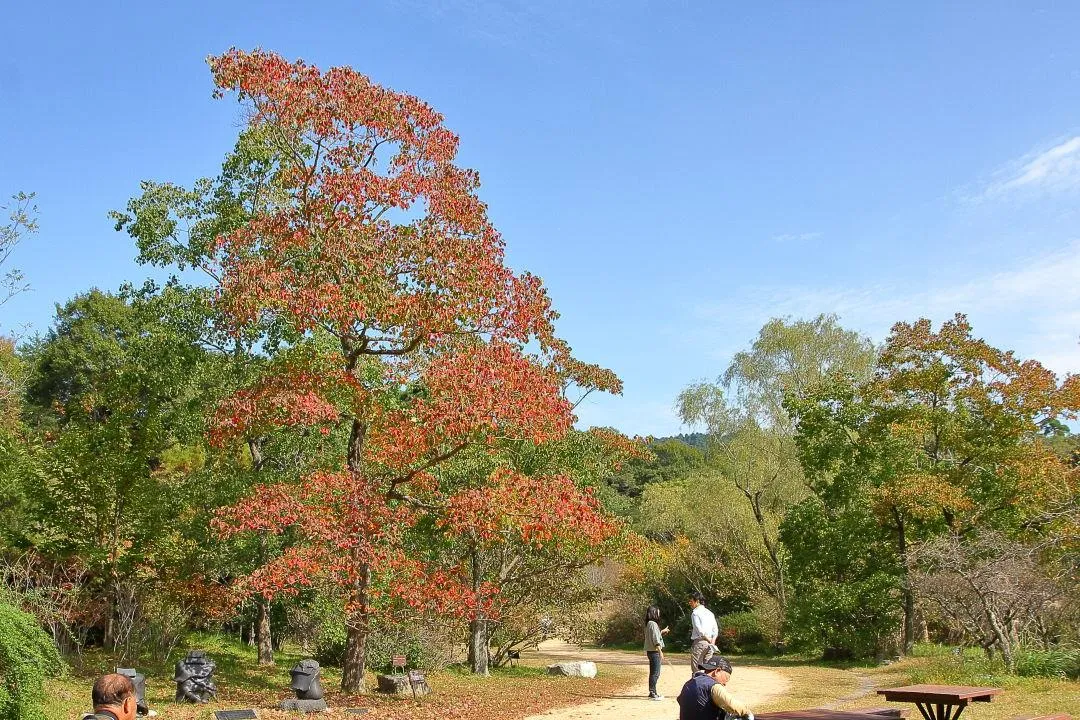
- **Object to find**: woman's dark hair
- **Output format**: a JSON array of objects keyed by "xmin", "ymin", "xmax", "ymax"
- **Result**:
[
  {"xmin": 688, "ymin": 591, "xmax": 706, "ymax": 604},
  {"xmin": 645, "ymin": 605, "xmax": 661, "ymax": 624}
]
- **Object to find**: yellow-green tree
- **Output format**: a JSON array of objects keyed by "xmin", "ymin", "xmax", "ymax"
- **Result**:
[{"xmin": 788, "ymin": 314, "xmax": 1080, "ymax": 656}]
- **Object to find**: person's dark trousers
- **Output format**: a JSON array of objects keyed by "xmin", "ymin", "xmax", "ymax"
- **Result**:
[{"xmin": 646, "ymin": 650, "xmax": 662, "ymax": 696}]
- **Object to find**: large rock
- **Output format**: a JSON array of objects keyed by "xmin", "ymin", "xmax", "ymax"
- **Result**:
[
  {"xmin": 376, "ymin": 674, "xmax": 431, "ymax": 696},
  {"xmin": 546, "ymin": 661, "xmax": 597, "ymax": 678},
  {"xmin": 279, "ymin": 698, "xmax": 329, "ymax": 713}
]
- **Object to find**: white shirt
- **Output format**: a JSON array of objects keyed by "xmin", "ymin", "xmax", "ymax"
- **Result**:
[{"xmin": 690, "ymin": 604, "xmax": 718, "ymax": 642}]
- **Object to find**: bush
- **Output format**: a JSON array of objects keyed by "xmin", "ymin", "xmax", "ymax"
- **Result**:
[
  {"xmin": 0, "ymin": 599, "xmax": 64, "ymax": 720},
  {"xmin": 1015, "ymin": 648, "xmax": 1080, "ymax": 680},
  {"xmin": 718, "ymin": 611, "xmax": 766, "ymax": 653}
]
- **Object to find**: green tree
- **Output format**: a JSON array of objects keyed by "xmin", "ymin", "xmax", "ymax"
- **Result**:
[
  {"xmin": 787, "ymin": 315, "xmax": 1080, "ymax": 656},
  {"xmin": 113, "ymin": 127, "xmax": 302, "ymax": 665},
  {"xmin": 602, "ymin": 438, "xmax": 703, "ymax": 503},
  {"xmin": 19, "ymin": 283, "xmax": 220, "ymax": 656},
  {"xmin": 678, "ymin": 315, "xmax": 877, "ymax": 610}
]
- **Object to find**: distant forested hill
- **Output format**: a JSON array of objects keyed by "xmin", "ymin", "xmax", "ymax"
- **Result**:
[{"xmin": 653, "ymin": 432, "xmax": 709, "ymax": 449}]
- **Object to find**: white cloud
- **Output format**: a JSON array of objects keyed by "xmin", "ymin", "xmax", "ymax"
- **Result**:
[
  {"xmin": 772, "ymin": 231, "xmax": 823, "ymax": 243},
  {"xmin": 976, "ymin": 136, "xmax": 1080, "ymax": 200},
  {"xmin": 696, "ymin": 241, "xmax": 1080, "ymax": 379}
]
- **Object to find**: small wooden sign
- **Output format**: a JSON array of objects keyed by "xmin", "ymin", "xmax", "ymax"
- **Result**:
[
  {"xmin": 392, "ymin": 653, "xmax": 407, "ymax": 674},
  {"xmin": 214, "ymin": 711, "xmax": 258, "ymax": 720}
]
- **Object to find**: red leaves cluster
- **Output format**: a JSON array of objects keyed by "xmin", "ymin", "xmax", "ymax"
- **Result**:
[
  {"xmin": 441, "ymin": 468, "xmax": 617, "ymax": 547},
  {"xmin": 208, "ymin": 365, "xmax": 343, "ymax": 446},
  {"xmin": 214, "ymin": 471, "xmax": 505, "ymax": 620},
  {"xmin": 207, "ymin": 48, "xmax": 558, "ymax": 351},
  {"xmin": 214, "ymin": 471, "xmax": 413, "ymax": 600},
  {"xmin": 368, "ymin": 342, "xmax": 573, "ymax": 468}
]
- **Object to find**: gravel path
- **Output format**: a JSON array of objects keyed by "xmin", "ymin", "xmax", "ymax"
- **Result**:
[{"xmin": 521, "ymin": 642, "xmax": 791, "ymax": 720}]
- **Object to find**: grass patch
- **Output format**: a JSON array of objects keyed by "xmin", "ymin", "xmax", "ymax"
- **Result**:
[{"xmin": 735, "ymin": 647, "xmax": 1079, "ymax": 719}]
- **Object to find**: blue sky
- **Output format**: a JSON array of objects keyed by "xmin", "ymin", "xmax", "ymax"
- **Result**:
[{"xmin": 3, "ymin": 1, "xmax": 1080, "ymax": 437}]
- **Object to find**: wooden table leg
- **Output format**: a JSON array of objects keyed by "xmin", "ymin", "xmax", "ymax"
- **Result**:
[{"xmin": 915, "ymin": 702, "xmax": 935, "ymax": 720}]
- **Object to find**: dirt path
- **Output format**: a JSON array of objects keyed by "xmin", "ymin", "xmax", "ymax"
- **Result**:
[{"xmin": 521, "ymin": 641, "xmax": 791, "ymax": 720}]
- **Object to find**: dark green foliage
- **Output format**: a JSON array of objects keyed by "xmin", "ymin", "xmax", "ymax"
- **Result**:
[
  {"xmin": 716, "ymin": 611, "xmax": 767, "ymax": 654},
  {"xmin": 603, "ymin": 439, "xmax": 704, "ymax": 500},
  {"xmin": 0, "ymin": 599, "xmax": 63, "ymax": 720},
  {"xmin": 780, "ymin": 500, "xmax": 902, "ymax": 658},
  {"xmin": 655, "ymin": 433, "xmax": 710, "ymax": 450}
]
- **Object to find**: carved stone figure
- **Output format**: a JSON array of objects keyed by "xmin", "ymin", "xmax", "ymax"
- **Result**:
[
  {"xmin": 115, "ymin": 668, "xmax": 149, "ymax": 716},
  {"xmin": 290, "ymin": 659, "xmax": 325, "ymax": 700},
  {"xmin": 173, "ymin": 650, "xmax": 217, "ymax": 703}
]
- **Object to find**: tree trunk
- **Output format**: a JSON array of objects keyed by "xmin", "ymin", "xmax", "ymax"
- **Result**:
[
  {"xmin": 341, "ymin": 556, "xmax": 371, "ymax": 693},
  {"xmin": 255, "ymin": 527, "xmax": 274, "ymax": 665},
  {"xmin": 740, "ymin": 482, "xmax": 786, "ymax": 610},
  {"xmin": 341, "ymin": 406, "xmax": 372, "ymax": 691},
  {"xmin": 469, "ymin": 617, "xmax": 490, "ymax": 676},
  {"xmin": 893, "ymin": 508, "xmax": 915, "ymax": 655},
  {"xmin": 256, "ymin": 598, "xmax": 274, "ymax": 665},
  {"xmin": 986, "ymin": 609, "xmax": 1015, "ymax": 672},
  {"xmin": 468, "ymin": 548, "xmax": 490, "ymax": 675}
]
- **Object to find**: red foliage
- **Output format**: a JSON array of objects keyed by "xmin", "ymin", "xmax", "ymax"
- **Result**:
[
  {"xmin": 441, "ymin": 468, "xmax": 617, "ymax": 547},
  {"xmin": 207, "ymin": 48, "xmax": 558, "ymax": 351},
  {"xmin": 208, "ymin": 364, "xmax": 343, "ymax": 447},
  {"xmin": 203, "ymin": 50, "xmax": 622, "ymax": 684}
]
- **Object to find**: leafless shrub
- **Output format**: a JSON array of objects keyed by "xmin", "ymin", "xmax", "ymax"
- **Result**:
[{"xmin": 910, "ymin": 531, "xmax": 1064, "ymax": 671}]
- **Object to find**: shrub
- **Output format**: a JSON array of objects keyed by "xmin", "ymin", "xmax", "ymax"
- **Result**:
[
  {"xmin": 1015, "ymin": 648, "xmax": 1080, "ymax": 680},
  {"xmin": 718, "ymin": 611, "xmax": 765, "ymax": 653},
  {"xmin": 780, "ymin": 500, "xmax": 902, "ymax": 659},
  {"xmin": 0, "ymin": 599, "xmax": 64, "ymax": 720}
]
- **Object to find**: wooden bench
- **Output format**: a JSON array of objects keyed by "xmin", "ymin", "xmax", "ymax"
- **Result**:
[
  {"xmin": 849, "ymin": 708, "xmax": 910, "ymax": 718},
  {"xmin": 760, "ymin": 711, "xmax": 911, "ymax": 720}
]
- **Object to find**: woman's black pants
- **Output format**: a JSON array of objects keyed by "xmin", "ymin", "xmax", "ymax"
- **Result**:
[{"xmin": 646, "ymin": 650, "xmax": 661, "ymax": 696}]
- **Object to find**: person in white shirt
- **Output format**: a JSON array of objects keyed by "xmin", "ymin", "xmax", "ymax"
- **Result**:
[{"xmin": 688, "ymin": 591, "xmax": 718, "ymax": 674}]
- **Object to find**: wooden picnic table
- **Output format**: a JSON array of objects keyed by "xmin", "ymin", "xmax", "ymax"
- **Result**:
[{"xmin": 877, "ymin": 684, "xmax": 1001, "ymax": 720}]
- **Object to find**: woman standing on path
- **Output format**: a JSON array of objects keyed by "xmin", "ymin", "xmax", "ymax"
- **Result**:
[{"xmin": 645, "ymin": 605, "xmax": 670, "ymax": 701}]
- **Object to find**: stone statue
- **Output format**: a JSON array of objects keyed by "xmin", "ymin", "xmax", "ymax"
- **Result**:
[
  {"xmin": 280, "ymin": 659, "xmax": 328, "ymax": 712},
  {"xmin": 173, "ymin": 650, "xmax": 217, "ymax": 703},
  {"xmin": 115, "ymin": 668, "xmax": 149, "ymax": 716},
  {"xmin": 290, "ymin": 659, "xmax": 325, "ymax": 700}
]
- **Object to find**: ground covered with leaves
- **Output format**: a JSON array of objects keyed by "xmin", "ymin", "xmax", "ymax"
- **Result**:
[
  {"xmin": 45, "ymin": 633, "xmax": 638, "ymax": 719},
  {"xmin": 44, "ymin": 634, "xmax": 1080, "ymax": 719}
]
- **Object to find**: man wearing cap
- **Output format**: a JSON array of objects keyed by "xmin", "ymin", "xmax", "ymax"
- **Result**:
[
  {"xmin": 676, "ymin": 655, "xmax": 755, "ymax": 720},
  {"xmin": 81, "ymin": 674, "xmax": 138, "ymax": 720}
]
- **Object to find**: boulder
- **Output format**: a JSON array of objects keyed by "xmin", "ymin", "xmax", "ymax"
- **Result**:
[
  {"xmin": 279, "ymin": 698, "xmax": 329, "ymax": 713},
  {"xmin": 546, "ymin": 661, "xmax": 597, "ymax": 678}
]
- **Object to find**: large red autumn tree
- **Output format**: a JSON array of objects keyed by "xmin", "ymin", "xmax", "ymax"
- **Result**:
[{"xmin": 203, "ymin": 49, "xmax": 619, "ymax": 691}]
